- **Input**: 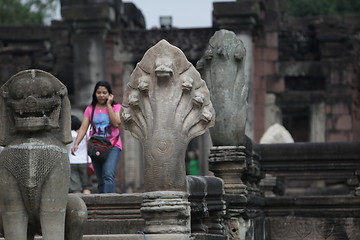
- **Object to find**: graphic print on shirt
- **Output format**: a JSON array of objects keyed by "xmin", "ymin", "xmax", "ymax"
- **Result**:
[{"xmin": 92, "ymin": 112, "xmax": 112, "ymax": 137}]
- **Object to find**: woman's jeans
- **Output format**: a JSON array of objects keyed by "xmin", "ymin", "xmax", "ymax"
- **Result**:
[{"xmin": 92, "ymin": 146, "xmax": 121, "ymax": 193}]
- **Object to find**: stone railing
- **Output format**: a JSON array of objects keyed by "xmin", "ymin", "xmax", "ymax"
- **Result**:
[
  {"xmin": 81, "ymin": 194, "xmax": 144, "ymax": 235},
  {"xmin": 259, "ymin": 141, "xmax": 360, "ymax": 196},
  {"xmin": 186, "ymin": 176, "xmax": 227, "ymax": 239},
  {"xmin": 260, "ymin": 141, "xmax": 360, "ymax": 240}
]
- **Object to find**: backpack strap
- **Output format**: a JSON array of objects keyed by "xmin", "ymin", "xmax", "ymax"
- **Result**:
[{"xmin": 89, "ymin": 105, "xmax": 96, "ymax": 136}]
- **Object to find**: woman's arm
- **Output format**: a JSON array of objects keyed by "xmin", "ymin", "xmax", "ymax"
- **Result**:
[
  {"xmin": 71, "ymin": 117, "xmax": 90, "ymax": 155},
  {"xmin": 107, "ymin": 94, "xmax": 121, "ymax": 128}
]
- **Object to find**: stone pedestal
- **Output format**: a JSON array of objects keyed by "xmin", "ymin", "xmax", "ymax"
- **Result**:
[
  {"xmin": 209, "ymin": 146, "xmax": 247, "ymax": 195},
  {"xmin": 208, "ymin": 143, "xmax": 266, "ymax": 239},
  {"xmin": 209, "ymin": 146, "xmax": 249, "ymax": 239},
  {"xmin": 141, "ymin": 191, "xmax": 190, "ymax": 234}
]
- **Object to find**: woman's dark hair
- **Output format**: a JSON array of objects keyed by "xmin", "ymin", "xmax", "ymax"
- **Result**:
[
  {"xmin": 71, "ymin": 115, "xmax": 82, "ymax": 131},
  {"xmin": 90, "ymin": 81, "xmax": 116, "ymax": 107}
]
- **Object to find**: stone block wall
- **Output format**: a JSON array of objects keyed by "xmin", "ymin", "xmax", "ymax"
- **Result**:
[
  {"xmin": 277, "ymin": 15, "xmax": 360, "ymax": 142},
  {"xmin": 0, "ymin": 25, "xmax": 124, "ymax": 106},
  {"xmin": 0, "ymin": 26, "xmax": 53, "ymax": 86}
]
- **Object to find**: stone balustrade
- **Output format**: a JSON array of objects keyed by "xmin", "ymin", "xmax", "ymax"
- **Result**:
[{"xmin": 260, "ymin": 141, "xmax": 360, "ymax": 196}]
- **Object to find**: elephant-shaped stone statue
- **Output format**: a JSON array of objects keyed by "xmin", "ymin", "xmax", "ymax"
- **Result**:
[{"xmin": 0, "ymin": 69, "xmax": 87, "ymax": 240}]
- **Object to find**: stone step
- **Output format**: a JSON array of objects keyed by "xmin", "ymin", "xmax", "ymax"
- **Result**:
[
  {"xmin": 1, "ymin": 234, "xmax": 191, "ymax": 240},
  {"xmin": 83, "ymin": 234, "xmax": 190, "ymax": 240}
]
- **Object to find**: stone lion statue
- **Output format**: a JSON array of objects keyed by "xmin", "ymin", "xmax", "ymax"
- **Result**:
[{"xmin": 0, "ymin": 69, "xmax": 87, "ymax": 240}]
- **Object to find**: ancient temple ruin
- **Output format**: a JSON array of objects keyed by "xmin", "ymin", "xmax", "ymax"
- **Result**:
[{"xmin": 0, "ymin": 0, "xmax": 360, "ymax": 239}]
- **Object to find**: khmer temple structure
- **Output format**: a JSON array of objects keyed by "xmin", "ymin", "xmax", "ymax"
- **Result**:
[{"xmin": 0, "ymin": 0, "xmax": 359, "ymax": 239}]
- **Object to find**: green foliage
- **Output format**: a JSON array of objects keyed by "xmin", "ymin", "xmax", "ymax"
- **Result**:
[
  {"xmin": 287, "ymin": 0, "xmax": 360, "ymax": 17},
  {"xmin": 0, "ymin": 0, "xmax": 58, "ymax": 25}
]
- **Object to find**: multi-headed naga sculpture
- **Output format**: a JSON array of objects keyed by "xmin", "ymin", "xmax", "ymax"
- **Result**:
[
  {"xmin": 197, "ymin": 29, "xmax": 251, "ymax": 240},
  {"xmin": 0, "ymin": 69, "xmax": 87, "ymax": 240},
  {"xmin": 197, "ymin": 29, "xmax": 248, "ymax": 146},
  {"xmin": 121, "ymin": 39, "xmax": 215, "ymax": 192}
]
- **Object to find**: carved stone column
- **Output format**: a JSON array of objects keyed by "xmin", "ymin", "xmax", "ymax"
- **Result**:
[
  {"xmin": 61, "ymin": 1, "xmax": 116, "ymax": 111},
  {"xmin": 121, "ymin": 39, "xmax": 215, "ymax": 235}
]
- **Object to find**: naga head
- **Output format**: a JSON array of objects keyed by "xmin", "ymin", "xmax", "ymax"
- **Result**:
[{"xmin": 155, "ymin": 57, "xmax": 174, "ymax": 81}]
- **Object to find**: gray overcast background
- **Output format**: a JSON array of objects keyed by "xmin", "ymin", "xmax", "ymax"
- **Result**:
[
  {"xmin": 125, "ymin": 0, "xmax": 234, "ymax": 29},
  {"xmin": 54, "ymin": 1, "xmax": 233, "ymax": 28}
]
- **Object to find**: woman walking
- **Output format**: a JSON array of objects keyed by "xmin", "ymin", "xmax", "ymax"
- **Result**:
[{"xmin": 71, "ymin": 81, "xmax": 122, "ymax": 193}]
